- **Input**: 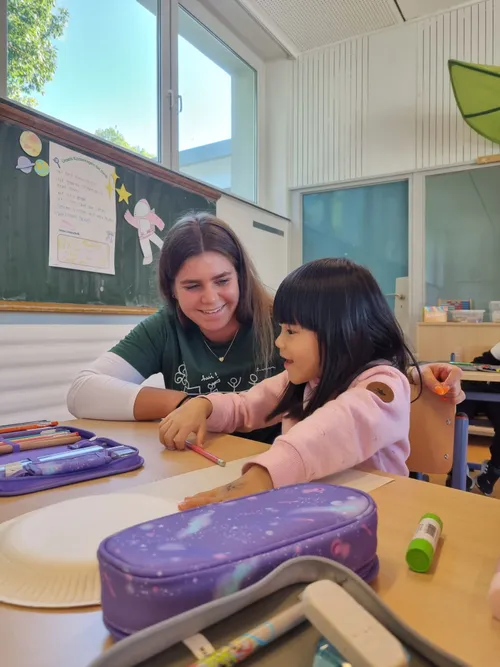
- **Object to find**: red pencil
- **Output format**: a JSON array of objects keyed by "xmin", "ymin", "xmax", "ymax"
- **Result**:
[
  {"xmin": 0, "ymin": 420, "xmax": 58, "ymax": 434},
  {"xmin": 185, "ymin": 442, "xmax": 226, "ymax": 467}
]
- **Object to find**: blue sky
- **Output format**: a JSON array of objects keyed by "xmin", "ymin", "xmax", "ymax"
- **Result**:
[{"xmin": 29, "ymin": 0, "xmax": 231, "ymax": 157}]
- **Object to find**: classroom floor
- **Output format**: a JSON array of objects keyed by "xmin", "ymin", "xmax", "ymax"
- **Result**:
[{"xmin": 429, "ymin": 435, "xmax": 500, "ymax": 500}]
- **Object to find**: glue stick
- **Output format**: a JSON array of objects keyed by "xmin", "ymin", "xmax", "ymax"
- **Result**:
[
  {"xmin": 488, "ymin": 559, "xmax": 500, "ymax": 620},
  {"xmin": 406, "ymin": 513, "xmax": 443, "ymax": 573}
]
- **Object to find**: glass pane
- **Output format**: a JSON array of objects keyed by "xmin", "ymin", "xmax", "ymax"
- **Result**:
[
  {"xmin": 178, "ymin": 8, "xmax": 257, "ymax": 201},
  {"xmin": 7, "ymin": 0, "xmax": 159, "ymax": 160},
  {"xmin": 426, "ymin": 166, "xmax": 500, "ymax": 312},
  {"xmin": 302, "ymin": 181, "xmax": 409, "ymax": 311}
]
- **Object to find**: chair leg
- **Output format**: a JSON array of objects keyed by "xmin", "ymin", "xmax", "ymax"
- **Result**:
[{"xmin": 451, "ymin": 412, "xmax": 469, "ymax": 491}]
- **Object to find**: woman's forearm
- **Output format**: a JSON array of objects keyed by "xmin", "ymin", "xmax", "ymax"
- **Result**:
[{"xmin": 133, "ymin": 387, "xmax": 185, "ymax": 421}]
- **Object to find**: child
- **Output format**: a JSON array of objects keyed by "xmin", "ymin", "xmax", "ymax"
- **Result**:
[
  {"xmin": 459, "ymin": 343, "xmax": 500, "ymax": 495},
  {"xmin": 160, "ymin": 258, "xmax": 420, "ymax": 510}
]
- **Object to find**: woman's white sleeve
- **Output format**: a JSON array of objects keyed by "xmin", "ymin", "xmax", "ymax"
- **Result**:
[{"xmin": 67, "ymin": 352, "xmax": 146, "ymax": 421}]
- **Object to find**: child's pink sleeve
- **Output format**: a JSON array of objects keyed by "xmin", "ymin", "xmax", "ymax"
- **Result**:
[
  {"xmin": 242, "ymin": 366, "xmax": 411, "ymax": 487},
  {"xmin": 206, "ymin": 372, "xmax": 289, "ymax": 433}
]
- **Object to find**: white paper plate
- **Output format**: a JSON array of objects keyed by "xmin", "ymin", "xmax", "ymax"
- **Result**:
[{"xmin": 0, "ymin": 493, "xmax": 179, "ymax": 608}]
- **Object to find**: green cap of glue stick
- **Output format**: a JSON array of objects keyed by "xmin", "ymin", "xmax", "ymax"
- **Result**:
[{"xmin": 406, "ymin": 513, "xmax": 443, "ymax": 573}]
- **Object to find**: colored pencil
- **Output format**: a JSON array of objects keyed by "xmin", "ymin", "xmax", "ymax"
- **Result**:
[
  {"xmin": 0, "ymin": 420, "xmax": 58, "ymax": 434},
  {"xmin": 185, "ymin": 442, "xmax": 226, "ymax": 467},
  {"xmin": 0, "ymin": 434, "xmax": 81, "ymax": 455},
  {"xmin": 7, "ymin": 429, "xmax": 72, "ymax": 443}
]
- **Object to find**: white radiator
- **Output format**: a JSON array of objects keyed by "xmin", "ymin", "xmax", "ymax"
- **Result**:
[{"xmin": 0, "ymin": 323, "xmax": 164, "ymax": 425}]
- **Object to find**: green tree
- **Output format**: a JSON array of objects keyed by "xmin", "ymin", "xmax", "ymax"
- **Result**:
[
  {"xmin": 7, "ymin": 0, "xmax": 69, "ymax": 108},
  {"xmin": 95, "ymin": 126, "xmax": 155, "ymax": 159}
]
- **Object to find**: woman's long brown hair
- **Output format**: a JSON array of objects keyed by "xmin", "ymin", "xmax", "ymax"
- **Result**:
[{"xmin": 159, "ymin": 212, "xmax": 275, "ymax": 369}]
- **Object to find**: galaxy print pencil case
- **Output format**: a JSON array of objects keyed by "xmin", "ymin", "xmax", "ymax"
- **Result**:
[
  {"xmin": 97, "ymin": 483, "xmax": 378, "ymax": 639},
  {"xmin": 0, "ymin": 425, "xmax": 143, "ymax": 495}
]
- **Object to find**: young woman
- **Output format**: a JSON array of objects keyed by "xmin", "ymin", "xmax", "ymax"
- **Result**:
[
  {"xmin": 68, "ymin": 213, "xmax": 463, "ymax": 445},
  {"xmin": 67, "ymin": 213, "xmax": 283, "ymax": 443},
  {"xmin": 160, "ymin": 258, "xmax": 464, "ymax": 510}
]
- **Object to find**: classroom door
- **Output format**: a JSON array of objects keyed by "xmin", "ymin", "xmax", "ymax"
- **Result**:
[{"xmin": 302, "ymin": 180, "xmax": 409, "ymax": 335}]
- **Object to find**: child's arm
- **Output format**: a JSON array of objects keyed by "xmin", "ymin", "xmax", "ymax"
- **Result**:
[
  {"xmin": 159, "ymin": 371, "xmax": 288, "ymax": 449},
  {"xmin": 242, "ymin": 366, "xmax": 411, "ymax": 487},
  {"xmin": 206, "ymin": 372, "xmax": 288, "ymax": 433}
]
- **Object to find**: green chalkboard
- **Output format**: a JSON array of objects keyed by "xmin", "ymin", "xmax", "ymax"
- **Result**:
[{"xmin": 0, "ymin": 107, "xmax": 217, "ymax": 311}]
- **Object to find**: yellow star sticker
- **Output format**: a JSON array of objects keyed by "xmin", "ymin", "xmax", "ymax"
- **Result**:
[
  {"xmin": 111, "ymin": 170, "xmax": 119, "ymax": 184},
  {"xmin": 116, "ymin": 183, "xmax": 132, "ymax": 204},
  {"xmin": 105, "ymin": 178, "xmax": 114, "ymax": 198}
]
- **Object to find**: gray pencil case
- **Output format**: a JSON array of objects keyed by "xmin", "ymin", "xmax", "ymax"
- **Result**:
[{"xmin": 88, "ymin": 557, "xmax": 466, "ymax": 667}]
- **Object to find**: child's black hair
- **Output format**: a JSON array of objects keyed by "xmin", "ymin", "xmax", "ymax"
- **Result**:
[{"xmin": 268, "ymin": 257, "xmax": 420, "ymax": 421}]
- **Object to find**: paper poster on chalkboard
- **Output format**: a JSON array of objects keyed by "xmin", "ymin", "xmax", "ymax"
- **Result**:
[{"xmin": 48, "ymin": 142, "xmax": 117, "ymax": 275}]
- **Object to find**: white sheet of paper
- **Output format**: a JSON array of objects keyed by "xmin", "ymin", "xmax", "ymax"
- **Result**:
[
  {"xmin": 49, "ymin": 142, "xmax": 117, "ymax": 274},
  {"xmin": 130, "ymin": 457, "xmax": 394, "ymax": 505}
]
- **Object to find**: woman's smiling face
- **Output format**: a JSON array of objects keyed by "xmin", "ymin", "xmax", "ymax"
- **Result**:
[{"xmin": 173, "ymin": 251, "xmax": 240, "ymax": 342}]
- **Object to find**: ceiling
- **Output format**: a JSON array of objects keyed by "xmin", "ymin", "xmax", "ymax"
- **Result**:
[
  {"xmin": 140, "ymin": 1, "xmax": 480, "ymax": 60},
  {"xmin": 231, "ymin": 0, "xmax": 478, "ymax": 56}
]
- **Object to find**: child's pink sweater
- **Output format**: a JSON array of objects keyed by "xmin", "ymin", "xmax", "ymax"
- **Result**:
[{"xmin": 206, "ymin": 365, "xmax": 411, "ymax": 487}]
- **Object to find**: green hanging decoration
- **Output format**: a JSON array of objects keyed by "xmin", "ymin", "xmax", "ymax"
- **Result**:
[{"xmin": 449, "ymin": 59, "xmax": 500, "ymax": 145}]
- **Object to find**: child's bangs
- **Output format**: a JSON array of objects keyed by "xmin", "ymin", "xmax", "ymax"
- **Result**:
[{"xmin": 273, "ymin": 275, "xmax": 318, "ymax": 330}]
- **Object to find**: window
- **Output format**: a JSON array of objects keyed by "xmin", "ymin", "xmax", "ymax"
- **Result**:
[
  {"xmin": 4, "ymin": 1, "xmax": 259, "ymax": 199},
  {"xmin": 302, "ymin": 181, "xmax": 409, "ymax": 312},
  {"xmin": 178, "ymin": 7, "xmax": 257, "ymax": 201},
  {"xmin": 426, "ymin": 166, "xmax": 500, "ymax": 312},
  {"xmin": 6, "ymin": 0, "xmax": 159, "ymax": 159}
]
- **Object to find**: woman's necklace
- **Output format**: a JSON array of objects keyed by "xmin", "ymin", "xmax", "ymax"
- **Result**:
[{"xmin": 203, "ymin": 328, "xmax": 239, "ymax": 363}]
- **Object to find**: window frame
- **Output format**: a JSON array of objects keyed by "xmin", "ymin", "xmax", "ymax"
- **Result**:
[
  {"xmin": 0, "ymin": 0, "xmax": 262, "ymax": 201},
  {"xmin": 177, "ymin": 0, "xmax": 264, "ymax": 202}
]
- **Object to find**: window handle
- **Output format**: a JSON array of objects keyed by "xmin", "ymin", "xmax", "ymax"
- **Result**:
[{"xmin": 177, "ymin": 94, "xmax": 183, "ymax": 113}]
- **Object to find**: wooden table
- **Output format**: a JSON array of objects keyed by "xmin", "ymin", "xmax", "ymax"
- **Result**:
[
  {"xmin": 463, "ymin": 370, "xmax": 500, "ymax": 384},
  {"xmin": 1, "ymin": 421, "xmax": 500, "ymax": 667}
]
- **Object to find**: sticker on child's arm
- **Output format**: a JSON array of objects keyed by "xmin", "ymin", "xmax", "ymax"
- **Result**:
[{"xmin": 367, "ymin": 382, "xmax": 394, "ymax": 403}]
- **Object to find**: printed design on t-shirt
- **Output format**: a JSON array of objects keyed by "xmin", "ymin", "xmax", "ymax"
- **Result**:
[
  {"xmin": 174, "ymin": 363, "xmax": 201, "ymax": 394},
  {"xmin": 203, "ymin": 372, "xmax": 221, "ymax": 393},
  {"xmin": 228, "ymin": 377, "xmax": 242, "ymax": 392},
  {"xmin": 247, "ymin": 365, "xmax": 277, "ymax": 387}
]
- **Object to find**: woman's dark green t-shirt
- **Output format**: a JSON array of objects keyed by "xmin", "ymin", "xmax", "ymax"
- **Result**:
[{"xmin": 110, "ymin": 308, "xmax": 284, "ymax": 443}]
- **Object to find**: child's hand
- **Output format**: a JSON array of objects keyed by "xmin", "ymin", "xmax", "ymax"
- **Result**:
[
  {"xmin": 178, "ymin": 466, "xmax": 274, "ymax": 510},
  {"xmin": 159, "ymin": 397, "xmax": 213, "ymax": 450},
  {"xmin": 413, "ymin": 363, "xmax": 465, "ymax": 404}
]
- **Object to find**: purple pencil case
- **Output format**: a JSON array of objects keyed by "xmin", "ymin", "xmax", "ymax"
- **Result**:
[
  {"xmin": 98, "ymin": 483, "xmax": 378, "ymax": 639},
  {"xmin": 0, "ymin": 425, "xmax": 143, "ymax": 496}
]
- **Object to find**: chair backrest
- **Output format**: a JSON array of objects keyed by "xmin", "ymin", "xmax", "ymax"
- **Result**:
[{"xmin": 407, "ymin": 384, "xmax": 455, "ymax": 474}]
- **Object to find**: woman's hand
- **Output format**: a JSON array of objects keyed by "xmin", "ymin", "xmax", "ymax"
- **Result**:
[
  {"xmin": 178, "ymin": 465, "xmax": 274, "ymax": 511},
  {"xmin": 413, "ymin": 363, "xmax": 465, "ymax": 404},
  {"xmin": 159, "ymin": 397, "xmax": 213, "ymax": 450}
]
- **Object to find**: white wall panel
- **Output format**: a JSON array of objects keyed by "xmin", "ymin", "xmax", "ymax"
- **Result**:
[
  {"xmin": 363, "ymin": 23, "xmax": 419, "ymax": 177},
  {"xmin": 291, "ymin": 37, "xmax": 368, "ymax": 188},
  {"xmin": 0, "ymin": 324, "xmax": 138, "ymax": 424},
  {"xmin": 289, "ymin": 0, "xmax": 500, "ymax": 189},
  {"xmin": 416, "ymin": 0, "xmax": 498, "ymax": 169}
]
